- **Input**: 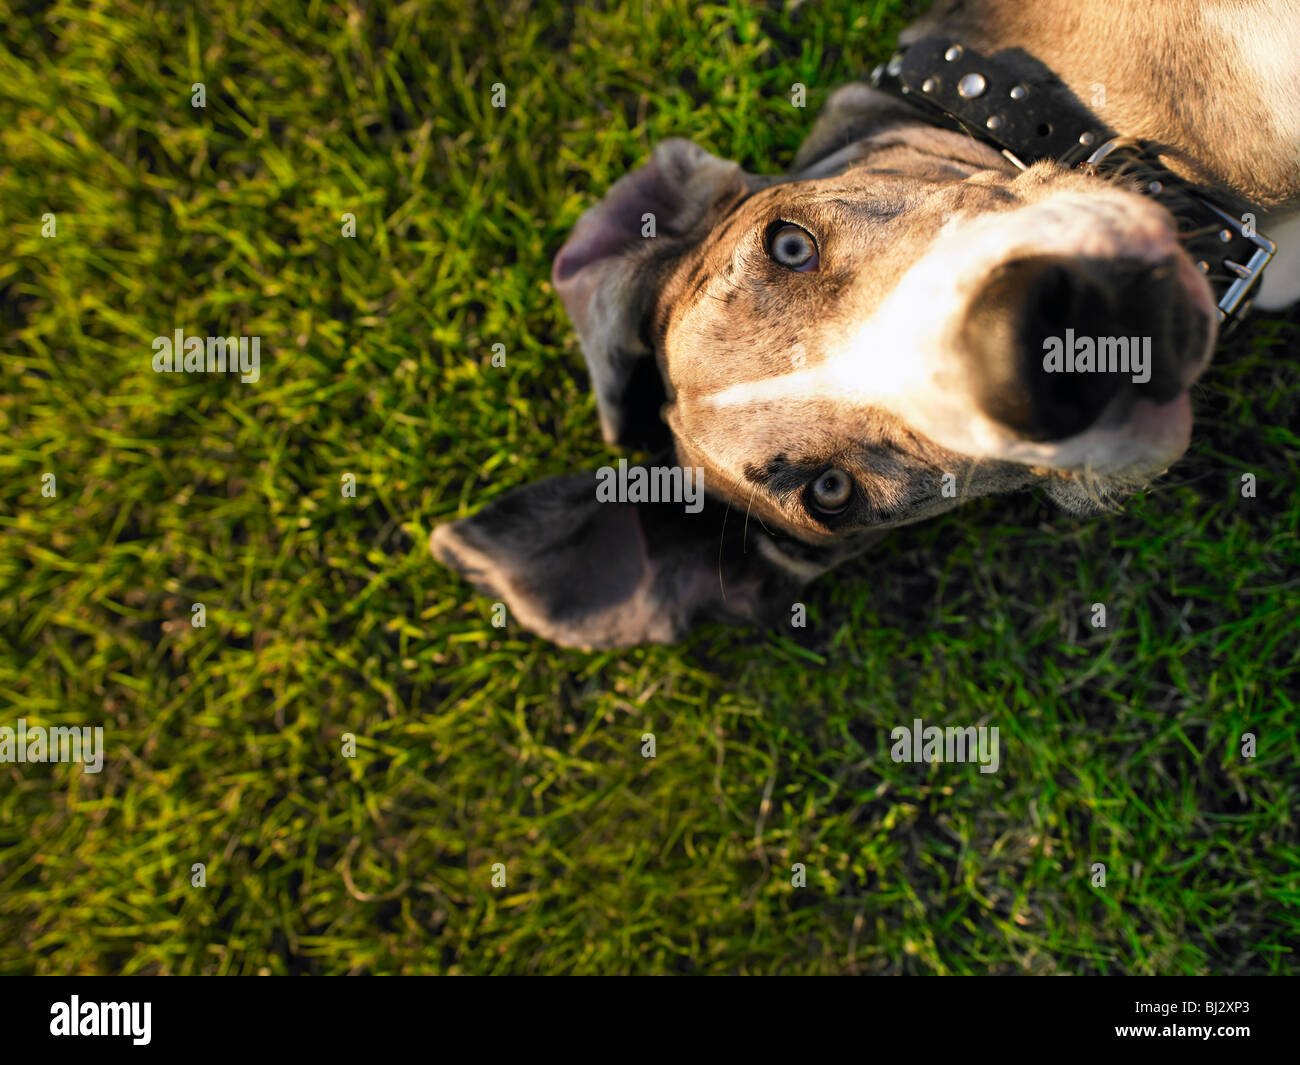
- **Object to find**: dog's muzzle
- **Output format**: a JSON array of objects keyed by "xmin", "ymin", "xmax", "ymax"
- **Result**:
[{"xmin": 960, "ymin": 253, "xmax": 1208, "ymax": 442}]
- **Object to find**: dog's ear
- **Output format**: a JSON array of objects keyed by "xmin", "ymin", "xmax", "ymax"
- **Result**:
[
  {"xmin": 431, "ymin": 466, "xmax": 807, "ymax": 649},
  {"xmin": 552, "ymin": 139, "xmax": 755, "ymax": 450}
]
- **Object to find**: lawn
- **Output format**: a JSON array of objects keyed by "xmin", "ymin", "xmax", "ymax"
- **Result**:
[{"xmin": 1, "ymin": 0, "xmax": 1297, "ymax": 975}]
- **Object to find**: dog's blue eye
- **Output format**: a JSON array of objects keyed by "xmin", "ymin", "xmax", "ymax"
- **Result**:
[
  {"xmin": 768, "ymin": 223, "xmax": 819, "ymax": 271},
  {"xmin": 810, "ymin": 468, "xmax": 852, "ymax": 513}
]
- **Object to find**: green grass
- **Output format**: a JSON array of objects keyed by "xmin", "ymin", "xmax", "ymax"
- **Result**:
[{"xmin": 1, "ymin": 0, "xmax": 1297, "ymax": 975}]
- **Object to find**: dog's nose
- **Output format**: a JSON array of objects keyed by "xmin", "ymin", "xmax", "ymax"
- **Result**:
[{"xmin": 960, "ymin": 254, "xmax": 1197, "ymax": 441}]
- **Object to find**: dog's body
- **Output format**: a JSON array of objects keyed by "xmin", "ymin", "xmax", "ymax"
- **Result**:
[{"xmin": 434, "ymin": 0, "xmax": 1300, "ymax": 648}]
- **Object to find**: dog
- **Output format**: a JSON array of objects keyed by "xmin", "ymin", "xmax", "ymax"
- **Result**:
[{"xmin": 433, "ymin": 0, "xmax": 1300, "ymax": 649}]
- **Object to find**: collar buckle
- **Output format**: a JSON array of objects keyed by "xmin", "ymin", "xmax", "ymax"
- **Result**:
[
  {"xmin": 1198, "ymin": 202, "xmax": 1277, "ymax": 322},
  {"xmin": 1081, "ymin": 137, "xmax": 1276, "ymax": 320}
]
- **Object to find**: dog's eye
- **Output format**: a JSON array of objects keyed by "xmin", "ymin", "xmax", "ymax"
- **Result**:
[
  {"xmin": 767, "ymin": 223, "xmax": 819, "ymax": 271},
  {"xmin": 809, "ymin": 468, "xmax": 853, "ymax": 513}
]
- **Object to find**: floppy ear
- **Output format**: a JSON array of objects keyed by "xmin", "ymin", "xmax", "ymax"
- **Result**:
[
  {"xmin": 430, "ymin": 466, "xmax": 807, "ymax": 649},
  {"xmin": 552, "ymin": 138, "xmax": 755, "ymax": 450}
]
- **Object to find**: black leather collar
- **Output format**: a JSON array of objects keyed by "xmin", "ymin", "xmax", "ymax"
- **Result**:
[{"xmin": 870, "ymin": 37, "xmax": 1277, "ymax": 325}]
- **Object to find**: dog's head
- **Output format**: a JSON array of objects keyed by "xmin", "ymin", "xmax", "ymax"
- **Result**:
[{"xmin": 434, "ymin": 88, "xmax": 1218, "ymax": 648}]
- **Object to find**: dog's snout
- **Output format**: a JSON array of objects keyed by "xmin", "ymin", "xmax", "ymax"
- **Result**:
[{"xmin": 960, "ymin": 254, "xmax": 1200, "ymax": 442}]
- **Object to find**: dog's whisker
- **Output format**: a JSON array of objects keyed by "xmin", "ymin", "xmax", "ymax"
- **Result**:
[
  {"xmin": 959, "ymin": 460, "xmax": 977, "ymax": 502},
  {"xmin": 717, "ymin": 499, "xmax": 732, "ymax": 602},
  {"xmin": 742, "ymin": 484, "xmax": 758, "ymax": 554}
]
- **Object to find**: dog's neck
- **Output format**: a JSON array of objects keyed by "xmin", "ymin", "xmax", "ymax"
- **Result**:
[{"xmin": 904, "ymin": 0, "xmax": 1300, "ymax": 213}]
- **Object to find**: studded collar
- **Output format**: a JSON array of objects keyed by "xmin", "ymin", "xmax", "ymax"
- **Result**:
[{"xmin": 870, "ymin": 37, "xmax": 1277, "ymax": 325}]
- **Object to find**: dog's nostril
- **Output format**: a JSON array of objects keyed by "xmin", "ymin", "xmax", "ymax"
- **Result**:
[{"xmin": 961, "ymin": 255, "xmax": 1190, "ymax": 442}]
